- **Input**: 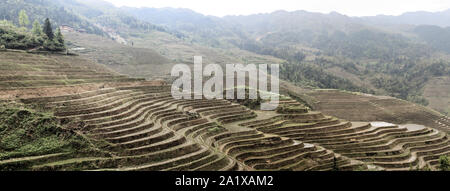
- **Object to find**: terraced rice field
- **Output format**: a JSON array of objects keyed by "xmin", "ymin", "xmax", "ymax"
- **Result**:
[
  {"xmin": 10, "ymin": 86, "xmax": 360, "ymax": 171},
  {"xmin": 0, "ymin": 52, "xmax": 449, "ymax": 171},
  {"xmin": 0, "ymin": 52, "xmax": 145, "ymax": 89},
  {"xmin": 301, "ymin": 90, "xmax": 450, "ymax": 134}
]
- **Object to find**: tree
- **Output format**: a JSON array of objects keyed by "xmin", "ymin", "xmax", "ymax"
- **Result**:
[
  {"xmin": 18, "ymin": 10, "xmax": 29, "ymax": 28},
  {"xmin": 42, "ymin": 27, "xmax": 65, "ymax": 52},
  {"xmin": 53, "ymin": 27, "xmax": 66, "ymax": 51},
  {"xmin": 42, "ymin": 18, "xmax": 53, "ymax": 40},
  {"xmin": 31, "ymin": 20, "xmax": 42, "ymax": 36},
  {"xmin": 54, "ymin": 27, "xmax": 64, "ymax": 44},
  {"xmin": 439, "ymin": 155, "xmax": 449, "ymax": 171}
]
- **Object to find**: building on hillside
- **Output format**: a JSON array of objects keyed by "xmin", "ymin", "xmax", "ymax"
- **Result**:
[{"xmin": 59, "ymin": 25, "xmax": 75, "ymax": 32}]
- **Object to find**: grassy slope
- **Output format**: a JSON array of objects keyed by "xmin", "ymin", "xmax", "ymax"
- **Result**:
[
  {"xmin": 0, "ymin": 105, "xmax": 90, "ymax": 161},
  {"xmin": 128, "ymin": 31, "xmax": 284, "ymax": 66},
  {"xmin": 128, "ymin": 29, "xmax": 449, "ymax": 116},
  {"xmin": 65, "ymin": 29, "xmax": 284, "ymax": 82},
  {"xmin": 64, "ymin": 32, "xmax": 173, "ymax": 80}
]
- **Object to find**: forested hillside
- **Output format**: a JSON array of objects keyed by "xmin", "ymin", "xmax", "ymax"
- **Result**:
[
  {"xmin": 360, "ymin": 9, "xmax": 450, "ymax": 27},
  {"xmin": 0, "ymin": 0, "xmax": 103, "ymax": 35},
  {"xmin": 0, "ymin": 0, "xmax": 176, "ymax": 39}
]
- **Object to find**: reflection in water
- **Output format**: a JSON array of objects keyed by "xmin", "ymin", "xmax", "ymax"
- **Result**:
[
  {"xmin": 370, "ymin": 121, "xmax": 396, "ymax": 127},
  {"xmin": 399, "ymin": 124, "xmax": 426, "ymax": 131}
]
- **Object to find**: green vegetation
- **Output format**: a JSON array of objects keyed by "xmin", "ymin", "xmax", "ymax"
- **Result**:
[
  {"xmin": 43, "ymin": 18, "xmax": 54, "ymax": 40},
  {"xmin": 280, "ymin": 61, "xmax": 373, "ymax": 94},
  {"xmin": 414, "ymin": 25, "xmax": 450, "ymax": 54},
  {"xmin": 239, "ymin": 27, "xmax": 449, "ymax": 106},
  {"xmin": 0, "ymin": 18, "xmax": 65, "ymax": 51},
  {"xmin": 0, "ymin": 0, "xmax": 105, "ymax": 35},
  {"xmin": 0, "ymin": 20, "xmax": 42, "ymax": 50},
  {"xmin": 0, "ymin": 107, "xmax": 89, "ymax": 161},
  {"xmin": 31, "ymin": 19, "xmax": 42, "ymax": 36},
  {"xmin": 276, "ymin": 104, "xmax": 308, "ymax": 114},
  {"xmin": 0, "ymin": 0, "xmax": 172, "ymax": 38},
  {"xmin": 208, "ymin": 127, "xmax": 221, "ymax": 132},
  {"xmin": 18, "ymin": 10, "xmax": 29, "ymax": 28},
  {"xmin": 237, "ymin": 96, "xmax": 262, "ymax": 110},
  {"xmin": 439, "ymin": 155, "xmax": 449, "ymax": 171}
]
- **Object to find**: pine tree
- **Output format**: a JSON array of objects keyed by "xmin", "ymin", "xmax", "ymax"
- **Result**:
[
  {"xmin": 31, "ymin": 20, "xmax": 42, "ymax": 36},
  {"xmin": 18, "ymin": 10, "xmax": 30, "ymax": 28},
  {"xmin": 54, "ymin": 27, "xmax": 64, "ymax": 44},
  {"xmin": 54, "ymin": 27, "xmax": 66, "ymax": 51},
  {"xmin": 42, "ymin": 18, "xmax": 54, "ymax": 40}
]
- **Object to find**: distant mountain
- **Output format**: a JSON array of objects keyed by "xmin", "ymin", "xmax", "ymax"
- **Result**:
[
  {"xmin": 413, "ymin": 25, "xmax": 450, "ymax": 53},
  {"xmin": 119, "ymin": 7, "xmax": 216, "ymax": 28},
  {"xmin": 219, "ymin": 10, "xmax": 430, "ymax": 61},
  {"xmin": 223, "ymin": 10, "xmax": 365, "ymax": 35},
  {"xmin": 119, "ymin": 7, "xmax": 245, "ymax": 47},
  {"xmin": 361, "ymin": 9, "xmax": 450, "ymax": 27}
]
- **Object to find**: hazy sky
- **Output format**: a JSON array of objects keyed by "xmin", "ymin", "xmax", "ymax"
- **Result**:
[{"xmin": 103, "ymin": 0, "xmax": 450, "ymax": 17}]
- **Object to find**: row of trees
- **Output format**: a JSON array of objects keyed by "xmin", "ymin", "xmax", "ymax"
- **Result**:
[
  {"xmin": 0, "ymin": 10, "xmax": 65, "ymax": 51},
  {"xmin": 34, "ymin": 17, "xmax": 66, "ymax": 51}
]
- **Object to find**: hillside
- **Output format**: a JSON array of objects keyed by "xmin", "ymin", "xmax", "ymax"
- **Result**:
[
  {"xmin": 3, "ymin": 0, "xmax": 448, "ymax": 115},
  {"xmin": 360, "ymin": 9, "xmax": 450, "ymax": 27},
  {"xmin": 63, "ymin": 31, "xmax": 173, "ymax": 80},
  {"xmin": 127, "ymin": 30, "xmax": 284, "ymax": 66},
  {"xmin": 0, "ymin": 50, "xmax": 146, "ymax": 99},
  {"xmin": 0, "ymin": 0, "xmax": 104, "ymax": 35},
  {"xmin": 0, "ymin": 51, "xmax": 448, "ymax": 171},
  {"xmin": 0, "ymin": 50, "xmax": 147, "ymax": 168},
  {"xmin": 0, "ymin": 0, "xmax": 175, "ymax": 44},
  {"xmin": 423, "ymin": 77, "xmax": 450, "ymax": 115},
  {"xmin": 115, "ymin": 6, "xmax": 450, "ymax": 114}
]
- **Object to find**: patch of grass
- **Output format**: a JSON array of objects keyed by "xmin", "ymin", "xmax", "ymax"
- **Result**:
[
  {"xmin": 0, "ymin": 107, "xmax": 91, "ymax": 161},
  {"xmin": 208, "ymin": 127, "xmax": 221, "ymax": 132},
  {"xmin": 276, "ymin": 104, "xmax": 308, "ymax": 114}
]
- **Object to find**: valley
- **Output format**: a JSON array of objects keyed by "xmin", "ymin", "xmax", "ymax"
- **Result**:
[{"xmin": 0, "ymin": 0, "xmax": 449, "ymax": 172}]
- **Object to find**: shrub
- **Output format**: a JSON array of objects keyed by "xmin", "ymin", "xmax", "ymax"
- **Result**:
[
  {"xmin": 276, "ymin": 104, "xmax": 308, "ymax": 114},
  {"xmin": 0, "ymin": 27, "xmax": 41, "ymax": 50},
  {"xmin": 439, "ymin": 155, "xmax": 449, "ymax": 171},
  {"xmin": 0, "ymin": 108, "xmax": 90, "ymax": 161},
  {"xmin": 0, "ymin": 19, "xmax": 65, "ymax": 51}
]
